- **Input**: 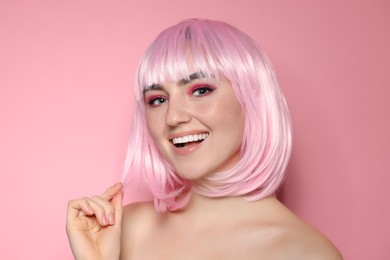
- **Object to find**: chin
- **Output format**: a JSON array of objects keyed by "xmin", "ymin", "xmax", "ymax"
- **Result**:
[{"xmin": 174, "ymin": 167, "xmax": 212, "ymax": 181}]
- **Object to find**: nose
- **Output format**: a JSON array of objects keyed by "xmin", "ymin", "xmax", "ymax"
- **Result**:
[{"xmin": 166, "ymin": 98, "xmax": 191, "ymax": 126}]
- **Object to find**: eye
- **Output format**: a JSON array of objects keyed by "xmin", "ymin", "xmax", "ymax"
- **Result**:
[
  {"xmin": 191, "ymin": 85, "xmax": 215, "ymax": 97},
  {"xmin": 147, "ymin": 96, "xmax": 168, "ymax": 107}
]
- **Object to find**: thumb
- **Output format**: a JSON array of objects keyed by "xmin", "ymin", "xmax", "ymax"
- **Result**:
[{"xmin": 112, "ymin": 190, "xmax": 123, "ymax": 226}]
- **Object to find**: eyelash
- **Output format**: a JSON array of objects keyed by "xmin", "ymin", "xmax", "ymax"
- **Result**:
[
  {"xmin": 190, "ymin": 84, "xmax": 216, "ymax": 97},
  {"xmin": 147, "ymin": 96, "xmax": 167, "ymax": 107},
  {"xmin": 146, "ymin": 84, "xmax": 216, "ymax": 107}
]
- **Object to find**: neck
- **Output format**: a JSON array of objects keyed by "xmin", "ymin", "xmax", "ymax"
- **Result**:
[
  {"xmin": 175, "ymin": 192, "xmax": 275, "ymax": 221},
  {"xmin": 166, "ymin": 192, "xmax": 282, "ymax": 233}
]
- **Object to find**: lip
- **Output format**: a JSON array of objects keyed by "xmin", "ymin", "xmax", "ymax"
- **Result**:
[{"xmin": 169, "ymin": 130, "xmax": 209, "ymax": 156}]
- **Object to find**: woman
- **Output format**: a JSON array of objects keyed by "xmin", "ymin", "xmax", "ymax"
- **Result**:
[{"xmin": 67, "ymin": 19, "xmax": 342, "ymax": 259}]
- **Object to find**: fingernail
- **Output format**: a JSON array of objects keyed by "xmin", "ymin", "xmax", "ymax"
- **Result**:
[
  {"xmin": 87, "ymin": 205, "xmax": 94, "ymax": 215},
  {"xmin": 108, "ymin": 214, "xmax": 115, "ymax": 225},
  {"xmin": 102, "ymin": 214, "xmax": 108, "ymax": 225}
]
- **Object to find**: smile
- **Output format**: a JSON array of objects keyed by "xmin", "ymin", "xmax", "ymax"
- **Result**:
[{"xmin": 171, "ymin": 133, "xmax": 209, "ymax": 148}]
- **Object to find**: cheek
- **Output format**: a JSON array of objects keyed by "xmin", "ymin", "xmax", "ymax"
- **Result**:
[
  {"xmin": 145, "ymin": 112, "xmax": 162, "ymax": 141},
  {"xmin": 220, "ymin": 102, "xmax": 244, "ymax": 146},
  {"xmin": 206, "ymin": 96, "xmax": 244, "ymax": 130}
]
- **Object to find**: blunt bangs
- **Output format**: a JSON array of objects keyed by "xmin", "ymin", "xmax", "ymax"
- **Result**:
[{"xmin": 136, "ymin": 19, "xmax": 254, "ymax": 101}]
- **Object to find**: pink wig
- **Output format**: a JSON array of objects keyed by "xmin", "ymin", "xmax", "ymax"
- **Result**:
[{"xmin": 122, "ymin": 19, "xmax": 292, "ymax": 212}]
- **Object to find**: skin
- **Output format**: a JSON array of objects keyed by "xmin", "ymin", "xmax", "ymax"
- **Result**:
[
  {"xmin": 120, "ymin": 195, "xmax": 343, "ymax": 259},
  {"xmin": 143, "ymin": 73, "xmax": 244, "ymax": 180},
  {"xmin": 66, "ymin": 75, "xmax": 343, "ymax": 259},
  {"xmin": 66, "ymin": 183, "xmax": 123, "ymax": 260}
]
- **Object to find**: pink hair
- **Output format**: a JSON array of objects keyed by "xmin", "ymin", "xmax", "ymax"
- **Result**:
[{"xmin": 122, "ymin": 19, "xmax": 292, "ymax": 212}]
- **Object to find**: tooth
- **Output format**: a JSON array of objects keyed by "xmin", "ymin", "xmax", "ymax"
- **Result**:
[{"xmin": 172, "ymin": 133, "xmax": 210, "ymax": 145}]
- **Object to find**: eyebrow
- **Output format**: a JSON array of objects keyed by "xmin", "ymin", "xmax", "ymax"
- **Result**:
[
  {"xmin": 177, "ymin": 72, "xmax": 207, "ymax": 86},
  {"xmin": 143, "ymin": 72, "xmax": 210, "ymax": 94}
]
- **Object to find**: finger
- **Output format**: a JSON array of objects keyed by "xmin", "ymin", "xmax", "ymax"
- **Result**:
[
  {"xmin": 67, "ymin": 198, "xmax": 94, "ymax": 221},
  {"xmin": 111, "ymin": 190, "xmax": 123, "ymax": 226},
  {"xmin": 87, "ymin": 197, "xmax": 111, "ymax": 226},
  {"xmin": 91, "ymin": 189, "xmax": 123, "ymax": 226},
  {"xmin": 101, "ymin": 182, "xmax": 123, "ymax": 201},
  {"xmin": 90, "ymin": 195, "xmax": 116, "ymax": 225}
]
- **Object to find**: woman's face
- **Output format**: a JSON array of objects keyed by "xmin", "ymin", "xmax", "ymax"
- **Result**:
[{"xmin": 144, "ymin": 72, "xmax": 244, "ymax": 180}]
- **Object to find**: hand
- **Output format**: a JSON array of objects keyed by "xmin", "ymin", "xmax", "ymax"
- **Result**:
[{"xmin": 66, "ymin": 183, "xmax": 123, "ymax": 260}]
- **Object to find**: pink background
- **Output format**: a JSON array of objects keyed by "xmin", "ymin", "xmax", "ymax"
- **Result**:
[{"xmin": 1, "ymin": 0, "xmax": 389, "ymax": 259}]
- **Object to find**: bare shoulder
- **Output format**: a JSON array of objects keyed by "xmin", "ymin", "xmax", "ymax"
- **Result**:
[
  {"xmin": 120, "ymin": 201, "xmax": 160, "ymax": 259},
  {"xmin": 274, "ymin": 221, "xmax": 343, "ymax": 260},
  {"xmin": 121, "ymin": 201, "xmax": 160, "ymax": 238},
  {"xmin": 257, "ymin": 199, "xmax": 343, "ymax": 259},
  {"xmin": 122, "ymin": 201, "xmax": 157, "ymax": 225}
]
